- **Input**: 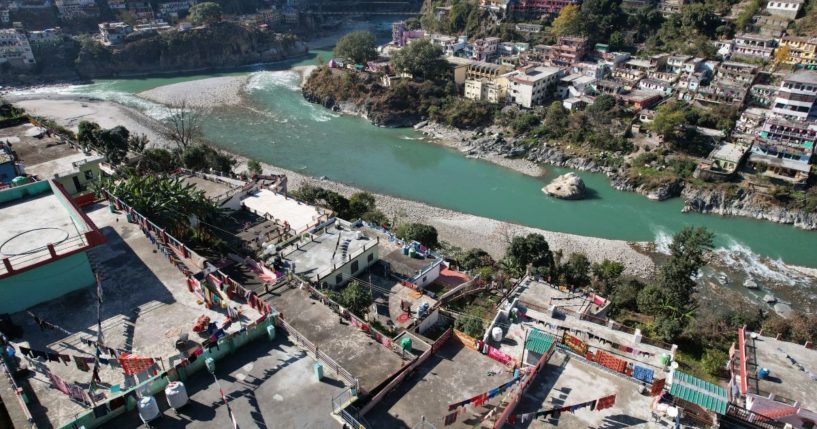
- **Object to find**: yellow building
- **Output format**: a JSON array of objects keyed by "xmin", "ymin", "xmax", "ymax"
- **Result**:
[{"xmin": 779, "ymin": 36, "xmax": 817, "ymax": 66}]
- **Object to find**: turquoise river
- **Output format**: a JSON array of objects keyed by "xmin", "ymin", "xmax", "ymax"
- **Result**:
[{"xmin": 13, "ymin": 51, "xmax": 817, "ymax": 270}]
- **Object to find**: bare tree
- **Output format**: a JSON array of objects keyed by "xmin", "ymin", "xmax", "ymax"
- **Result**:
[{"xmin": 161, "ymin": 99, "xmax": 203, "ymax": 151}]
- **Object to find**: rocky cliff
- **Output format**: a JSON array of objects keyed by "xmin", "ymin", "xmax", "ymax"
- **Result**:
[
  {"xmin": 74, "ymin": 23, "xmax": 306, "ymax": 78},
  {"xmin": 681, "ymin": 186, "xmax": 817, "ymax": 230}
]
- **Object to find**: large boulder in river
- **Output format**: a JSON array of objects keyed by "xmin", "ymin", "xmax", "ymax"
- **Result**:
[{"xmin": 543, "ymin": 172, "xmax": 586, "ymax": 200}]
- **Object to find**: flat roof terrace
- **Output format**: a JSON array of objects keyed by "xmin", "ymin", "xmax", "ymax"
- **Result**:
[
  {"xmin": 6, "ymin": 204, "xmax": 263, "ymax": 428},
  {"xmin": 365, "ymin": 340, "xmax": 508, "ymax": 429},
  {"xmin": 507, "ymin": 350, "xmax": 657, "ymax": 428},
  {"xmin": 0, "ymin": 123, "xmax": 75, "ymax": 166},
  {"xmin": 263, "ymin": 285, "xmax": 405, "ymax": 393},
  {"xmin": 104, "ymin": 335, "xmax": 347, "ymax": 429},
  {"xmin": 0, "ymin": 180, "xmax": 100, "ymax": 276},
  {"xmin": 748, "ymin": 332, "xmax": 817, "ymax": 410},
  {"xmin": 242, "ymin": 189, "xmax": 327, "ymax": 233},
  {"xmin": 284, "ymin": 224, "xmax": 374, "ymax": 282},
  {"xmin": 179, "ymin": 174, "xmax": 240, "ymax": 201}
]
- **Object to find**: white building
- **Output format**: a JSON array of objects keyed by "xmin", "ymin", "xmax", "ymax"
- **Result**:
[
  {"xmin": 27, "ymin": 28, "xmax": 62, "ymax": 44},
  {"xmin": 0, "ymin": 29, "xmax": 35, "ymax": 67},
  {"xmin": 771, "ymin": 70, "xmax": 817, "ymax": 121},
  {"xmin": 98, "ymin": 22, "xmax": 132, "ymax": 45},
  {"xmin": 765, "ymin": 0, "xmax": 804, "ymax": 18},
  {"xmin": 158, "ymin": 0, "xmax": 194, "ymax": 20},
  {"xmin": 54, "ymin": 0, "xmax": 97, "ymax": 19},
  {"xmin": 506, "ymin": 66, "xmax": 562, "ymax": 108}
]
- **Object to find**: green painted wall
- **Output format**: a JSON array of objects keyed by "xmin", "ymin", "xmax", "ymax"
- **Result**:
[
  {"xmin": 0, "ymin": 180, "xmax": 50, "ymax": 204},
  {"xmin": 0, "ymin": 252, "xmax": 95, "ymax": 313}
]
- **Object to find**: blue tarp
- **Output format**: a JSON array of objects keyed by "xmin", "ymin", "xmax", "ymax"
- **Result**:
[{"xmin": 633, "ymin": 365, "xmax": 654, "ymax": 383}]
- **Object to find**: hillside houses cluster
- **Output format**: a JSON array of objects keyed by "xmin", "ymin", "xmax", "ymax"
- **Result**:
[{"xmin": 370, "ymin": 14, "xmax": 817, "ymax": 187}]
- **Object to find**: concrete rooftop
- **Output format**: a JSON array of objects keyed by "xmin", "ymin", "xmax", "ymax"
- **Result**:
[
  {"xmin": 0, "ymin": 192, "xmax": 85, "ymax": 266},
  {"xmin": 242, "ymin": 189, "xmax": 325, "ymax": 233},
  {"xmin": 0, "ymin": 123, "xmax": 77, "ymax": 166},
  {"xmin": 748, "ymin": 332, "xmax": 817, "ymax": 410},
  {"xmin": 25, "ymin": 152, "xmax": 103, "ymax": 181},
  {"xmin": 103, "ymin": 336, "xmax": 348, "ymax": 429},
  {"xmin": 7, "ymin": 204, "xmax": 262, "ymax": 428},
  {"xmin": 180, "ymin": 175, "xmax": 239, "ymax": 201},
  {"xmin": 365, "ymin": 340, "xmax": 508, "ymax": 429},
  {"xmin": 284, "ymin": 224, "xmax": 374, "ymax": 281},
  {"xmin": 507, "ymin": 350, "xmax": 660, "ymax": 428},
  {"xmin": 262, "ymin": 285, "xmax": 405, "ymax": 393}
]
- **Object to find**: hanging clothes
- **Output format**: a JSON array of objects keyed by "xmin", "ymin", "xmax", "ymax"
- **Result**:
[
  {"xmin": 443, "ymin": 411, "xmax": 458, "ymax": 426},
  {"xmin": 595, "ymin": 394, "xmax": 616, "ymax": 411}
]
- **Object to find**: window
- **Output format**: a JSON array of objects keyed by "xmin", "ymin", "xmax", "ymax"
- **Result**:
[
  {"xmin": 351, "ymin": 260, "xmax": 359, "ymax": 273},
  {"xmin": 84, "ymin": 170, "xmax": 94, "ymax": 180},
  {"xmin": 367, "ymin": 253, "xmax": 374, "ymax": 262},
  {"xmin": 335, "ymin": 273, "xmax": 343, "ymax": 284}
]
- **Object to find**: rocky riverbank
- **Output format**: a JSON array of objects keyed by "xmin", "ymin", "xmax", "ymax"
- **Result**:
[{"xmin": 682, "ymin": 186, "xmax": 817, "ymax": 230}]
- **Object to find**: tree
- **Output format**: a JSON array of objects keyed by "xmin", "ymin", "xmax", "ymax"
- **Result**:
[
  {"xmin": 349, "ymin": 192, "xmax": 377, "ymax": 219},
  {"xmin": 455, "ymin": 315, "xmax": 485, "ymax": 338},
  {"xmin": 561, "ymin": 252, "xmax": 591, "ymax": 287},
  {"xmin": 77, "ymin": 120, "xmax": 101, "ymax": 151},
  {"xmin": 140, "ymin": 148, "xmax": 176, "ymax": 173},
  {"xmin": 460, "ymin": 248, "xmax": 494, "ymax": 271},
  {"xmin": 773, "ymin": 44, "xmax": 790, "ymax": 70},
  {"xmin": 539, "ymin": 101, "xmax": 569, "ymax": 138},
  {"xmin": 504, "ymin": 233, "xmax": 554, "ymax": 275},
  {"xmin": 577, "ymin": 0, "xmax": 627, "ymax": 45},
  {"xmin": 161, "ymin": 100, "xmax": 203, "ymax": 150},
  {"xmin": 128, "ymin": 133, "xmax": 149, "ymax": 154},
  {"xmin": 552, "ymin": 4, "xmax": 581, "ymax": 36},
  {"xmin": 96, "ymin": 125, "xmax": 130, "ymax": 165},
  {"xmin": 649, "ymin": 100, "xmax": 690, "ymax": 144},
  {"xmin": 395, "ymin": 222, "xmax": 439, "ymax": 248},
  {"xmin": 591, "ymin": 259, "xmax": 625, "ymax": 295},
  {"xmin": 700, "ymin": 349, "xmax": 728, "ymax": 377},
  {"xmin": 334, "ymin": 31, "xmax": 377, "ymax": 64},
  {"xmin": 189, "ymin": 2, "xmax": 222, "ymax": 26},
  {"xmin": 391, "ymin": 39, "xmax": 450, "ymax": 81},
  {"xmin": 247, "ymin": 159, "xmax": 262, "ymax": 176},
  {"xmin": 336, "ymin": 281, "xmax": 373, "ymax": 317}
]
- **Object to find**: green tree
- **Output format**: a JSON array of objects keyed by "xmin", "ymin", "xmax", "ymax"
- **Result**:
[
  {"xmin": 504, "ymin": 233, "xmax": 555, "ymax": 275},
  {"xmin": 77, "ymin": 120, "xmax": 102, "ymax": 151},
  {"xmin": 247, "ymin": 159, "xmax": 262, "ymax": 176},
  {"xmin": 96, "ymin": 125, "xmax": 130, "ymax": 165},
  {"xmin": 334, "ymin": 31, "xmax": 377, "ymax": 64},
  {"xmin": 455, "ymin": 315, "xmax": 485, "ymax": 338},
  {"xmin": 189, "ymin": 2, "xmax": 222, "ymax": 26},
  {"xmin": 140, "ymin": 148, "xmax": 176, "ymax": 173},
  {"xmin": 349, "ymin": 192, "xmax": 377, "ymax": 219},
  {"xmin": 395, "ymin": 222, "xmax": 439, "ymax": 248},
  {"xmin": 336, "ymin": 280, "xmax": 373, "ymax": 317},
  {"xmin": 552, "ymin": 4, "xmax": 581, "ymax": 36},
  {"xmin": 649, "ymin": 100, "xmax": 691, "ymax": 144},
  {"xmin": 591, "ymin": 259, "xmax": 625, "ymax": 295},
  {"xmin": 391, "ymin": 39, "xmax": 450, "ymax": 80},
  {"xmin": 561, "ymin": 252, "xmax": 591, "ymax": 287},
  {"xmin": 700, "ymin": 349, "xmax": 728, "ymax": 377},
  {"xmin": 290, "ymin": 185, "xmax": 351, "ymax": 218},
  {"xmin": 577, "ymin": 0, "xmax": 627, "ymax": 44},
  {"xmin": 460, "ymin": 248, "xmax": 494, "ymax": 271}
]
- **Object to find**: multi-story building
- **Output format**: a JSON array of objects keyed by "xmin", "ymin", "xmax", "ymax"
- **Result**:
[
  {"xmin": 465, "ymin": 61, "xmax": 510, "ymax": 81},
  {"xmin": 464, "ymin": 77, "xmax": 508, "ymax": 103},
  {"xmin": 430, "ymin": 34, "xmax": 465, "ymax": 56},
  {"xmin": 731, "ymin": 33, "xmax": 777, "ymax": 61},
  {"xmin": 107, "ymin": 0, "xmax": 126, "ymax": 10},
  {"xmin": 545, "ymin": 36, "xmax": 587, "ymax": 66},
  {"xmin": 391, "ymin": 21, "xmax": 426, "ymax": 48},
  {"xmin": 514, "ymin": 23, "xmax": 542, "ymax": 33},
  {"xmin": 468, "ymin": 37, "xmax": 500, "ymax": 61},
  {"xmin": 157, "ymin": 0, "xmax": 193, "ymax": 20},
  {"xmin": 54, "ymin": 0, "xmax": 97, "ymax": 19},
  {"xmin": 748, "ymin": 116, "xmax": 816, "ymax": 185},
  {"xmin": 508, "ymin": 0, "xmax": 581, "ymax": 18},
  {"xmin": 556, "ymin": 72, "xmax": 594, "ymax": 99},
  {"xmin": 0, "ymin": 7, "xmax": 9, "ymax": 24},
  {"xmin": 127, "ymin": 0, "xmax": 154, "ymax": 21},
  {"xmin": 765, "ymin": 0, "xmax": 804, "ymax": 18},
  {"xmin": 0, "ymin": 28, "xmax": 34, "ymax": 66},
  {"xmin": 749, "ymin": 84, "xmax": 778, "ymax": 107},
  {"xmin": 26, "ymin": 27, "xmax": 61, "ymax": 46},
  {"xmin": 638, "ymin": 78, "xmax": 673, "ymax": 96},
  {"xmin": 771, "ymin": 70, "xmax": 817, "ymax": 121},
  {"xmin": 659, "ymin": 0, "xmax": 686, "ymax": 15},
  {"xmin": 506, "ymin": 65, "xmax": 561, "ymax": 108},
  {"xmin": 778, "ymin": 35, "xmax": 817, "ymax": 67},
  {"xmin": 716, "ymin": 61, "xmax": 759, "ymax": 85},
  {"xmin": 98, "ymin": 21, "xmax": 132, "ymax": 45},
  {"xmin": 665, "ymin": 55, "xmax": 704, "ymax": 74}
]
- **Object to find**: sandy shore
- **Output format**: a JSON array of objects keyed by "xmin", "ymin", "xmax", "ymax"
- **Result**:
[
  {"xmin": 137, "ymin": 75, "xmax": 251, "ymax": 108},
  {"xmin": 12, "ymin": 97, "xmax": 172, "ymax": 147}
]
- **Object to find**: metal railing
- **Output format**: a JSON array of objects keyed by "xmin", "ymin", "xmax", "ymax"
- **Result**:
[
  {"xmin": 725, "ymin": 404, "xmax": 787, "ymax": 429},
  {"xmin": 276, "ymin": 316, "xmax": 360, "ymax": 391}
]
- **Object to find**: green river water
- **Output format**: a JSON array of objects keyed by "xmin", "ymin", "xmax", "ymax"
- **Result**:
[{"xmin": 14, "ymin": 51, "xmax": 817, "ymax": 273}]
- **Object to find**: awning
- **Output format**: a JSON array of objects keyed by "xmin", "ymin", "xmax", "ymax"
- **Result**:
[
  {"xmin": 525, "ymin": 329, "xmax": 555, "ymax": 355},
  {"xmin": 670, "ymin": 371, "xmax": 728, "ymax": 415}
]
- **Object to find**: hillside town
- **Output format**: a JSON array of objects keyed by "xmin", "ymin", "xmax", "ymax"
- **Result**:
[{"xmin": 1, "ymin": 0, "xmax": 817, "ymax": 428}]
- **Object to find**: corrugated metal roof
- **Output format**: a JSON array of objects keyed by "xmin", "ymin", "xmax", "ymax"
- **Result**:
[
  {"xmin": 525, "ymin": 329, "xmax": 555, "ymax": 355},
  {"xmin": 669, "ymin": 371, "xmax": 728, "ymax": 415}
]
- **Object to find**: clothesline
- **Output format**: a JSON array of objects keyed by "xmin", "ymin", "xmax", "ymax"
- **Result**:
[
  {"xmin": 507, "ymin": 394, "xmax": 617, "ymax": 424},
  {"xmin": 521, "ymin": 318, "xmax": 657, "ymax": 359}
]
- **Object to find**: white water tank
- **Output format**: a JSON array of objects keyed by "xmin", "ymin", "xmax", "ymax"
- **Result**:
[
  {"xmin": 491, "ymin": 327, "xmax": 503, "ymax": 342},
  {"xmin": 165, "ymin": 381, "xmax": 189, "ymax": 410},
  {"xmin": 137, "ymin": 396, "xmax": 160, "ymax": 422}
]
